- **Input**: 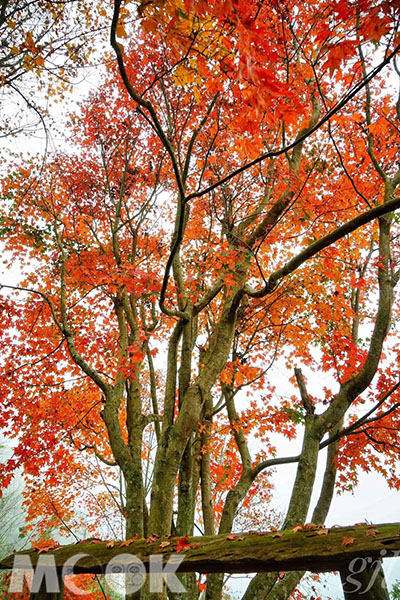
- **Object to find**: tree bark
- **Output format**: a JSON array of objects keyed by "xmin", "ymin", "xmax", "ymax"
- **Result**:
[
  {"xmin": 340, "ymin": 559, "xmax": 390, "ymax": 600},
  {"xmin": 29, "ymin": 571, "xmax": 64, "ymax": 599}
]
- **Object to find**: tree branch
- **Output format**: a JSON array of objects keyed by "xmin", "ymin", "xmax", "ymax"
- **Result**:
[
  {"xmin": 245, "ymin": 193, "xmax": 400, "ymax": 298},
  {"xmin": 186, "ymin": 46, "xmax": 400, "ymax": 202}
]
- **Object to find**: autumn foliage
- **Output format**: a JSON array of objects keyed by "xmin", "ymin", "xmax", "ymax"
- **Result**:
[{"xmin": 0, "ymin": 0, "xmax": 400, "ymax": 598}]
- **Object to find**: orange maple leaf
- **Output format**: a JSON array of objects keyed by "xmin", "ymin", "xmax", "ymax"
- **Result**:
[
  {"xmin": 120, "ymin": 535, "xmax": 140, "ymax": 547},
  {"xmin": 366, "ymin": 528, "xmax": 379, "ymax": 538},
  {"xmin": 342, "ymin": 536, "xmax": 356, "ymax": 546}
]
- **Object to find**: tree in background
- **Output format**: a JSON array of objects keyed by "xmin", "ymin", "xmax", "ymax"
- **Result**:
[
  {"xmin": 392, "ymin": 580, "xmax": 400, "ymax": 599},
  {"xmin": 1, "ymin": 1, "xmax": 400, "ymax": 599},
  {"xmin": 0, "ymin": 0, "xmax": 109, "ymax": 137}
]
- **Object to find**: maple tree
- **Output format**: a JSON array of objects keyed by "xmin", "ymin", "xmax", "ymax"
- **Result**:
[
  {"xmin": 0, "ymin": 0, "xmax": 109, "ymax": 138},
  {"xmin": 0, "ymin": 0, "xmax": 400, "ymax": 599}
]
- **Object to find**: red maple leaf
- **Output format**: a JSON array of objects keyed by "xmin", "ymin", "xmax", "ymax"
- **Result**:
[{"xmin": 175, "ymin": 535, "xmax": 191, "ymax": 553}]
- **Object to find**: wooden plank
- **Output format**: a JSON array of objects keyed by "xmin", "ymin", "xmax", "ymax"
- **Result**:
[{"xmin": 0, "ymin": 523, "xmax": 399, "ymax": 575}]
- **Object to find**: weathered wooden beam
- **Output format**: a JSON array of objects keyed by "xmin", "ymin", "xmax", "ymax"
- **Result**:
[{"xmin": 1, "ymin": 522, "xmax": 399, "ymax": 575}]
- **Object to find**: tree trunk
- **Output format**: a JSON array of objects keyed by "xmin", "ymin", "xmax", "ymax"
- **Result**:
[
  {"xmin": 340, "ymin": 559, "xmax": 389, "ymax": 600},
  {"xmin": 29, "ymin": 572, "xmax": 64, "ymax": 600}
]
